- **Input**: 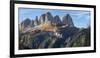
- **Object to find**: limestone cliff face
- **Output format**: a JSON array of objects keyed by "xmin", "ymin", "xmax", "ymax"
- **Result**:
[
  {"xmin": 39, "ymin": 12, "xmax": 74, "ymax": 27},
  {"xmin": 39, "ymin": 12, "xmax": 54, "ymax": 24},
  {"xmin": 62, "ymin": 14, "xmax": 74, "ymax": 27},
  {"xmin": 20, "ymin": 12, "xmax": 75, "ymax": 32},
  {"xmin": 45, "ymin": 12, "xmax": 54, "ymax": 23},
  {"xmin": 39, "ymin": 14, "xmax": 46, "ymax": 24},
  {"xmin": 21, "ymin": 18, "xmax": 32, "ymax": 28},
  {"xmin": 53, "ymin": 15, "xmax": 62, "ymax": 25},
  {"xmin": 34, "ymin": 16, "xmax": 39, "ymax": 26}
]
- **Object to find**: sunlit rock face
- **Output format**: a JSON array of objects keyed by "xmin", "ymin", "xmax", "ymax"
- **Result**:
[
  {"xmin": 20, "ymin": 12, "xmax": 75, "ymax": 29},
  {"xmin": 39, "ymin": 12, "xmax": 54, "ymax": 24}
]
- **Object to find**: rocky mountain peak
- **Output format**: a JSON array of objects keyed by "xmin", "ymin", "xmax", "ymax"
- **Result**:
[
  {"xmin": 46, "ymin": 12, "xmax": 52, "ymax": 15},
  {"xmin": 20, "ymin": 12, "xmax": 75, "ymax": 29},
  {"xmin": 39, "ymin": 14, "xmax": 46, "ymax": 24},
  {"xmin": 53, "ymin": 15, "xmax": 62, "ymax": 25},
  {"xmin": 34, "ymin": 16, "xmax": 39, "ymax": 26},
  {"xmin": 21, "ymin": 18, "xmax": 31, "ymax": 28},
  {"xmin": 45, "ymin": 12, "xmax": 53, "ymax": 22},
  {"xmin": 62, "ymin": 14, "xmax": 74, "ymax": 27}
]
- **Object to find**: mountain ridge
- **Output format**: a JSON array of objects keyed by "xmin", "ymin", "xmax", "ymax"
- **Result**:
[
  {"xmin": 20, "ymin": 12, "xmax": 75, "ymax": 32},
  {"xmin": 19, "ymin": 12, "xmax": 90, "ymax": 49}
]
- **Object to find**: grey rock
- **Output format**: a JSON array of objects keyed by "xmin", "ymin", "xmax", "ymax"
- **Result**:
[
  {"xmin": 21, "ymin": 18, "xmax": 32, "ymax": 28},
  {"xmin": 45, "ymin": 12, "xmax": 54, "ymax": 23},
  {"xmin": 39, "ymin": 14, "xmax": 46, "ymax": 24},
  {"xmin": 62, "ymin": 14, "xmax": 74, "ymax": 27},
  {"xmin": 34, "ymin": 16, "xmax": 39, "ymax": 26},
  {"xmin": 53, "ymin": 15, "xmax": 62, "ymax": 25}
]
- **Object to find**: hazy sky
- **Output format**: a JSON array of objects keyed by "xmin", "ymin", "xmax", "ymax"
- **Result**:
[{"xmin": 18, "ymin": 8, "xmax": 91, "ymax": 28}]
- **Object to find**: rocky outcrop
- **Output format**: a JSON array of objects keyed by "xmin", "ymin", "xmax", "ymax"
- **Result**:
[
  {"xmin": 38, "ymin": 12, "xmax": 54, "ymax": 24},
  {"xmin": 21, "ymin": 18, "xmax": 32, "ymax": 28},
  {"xmin": 62, "ymin": 14, "xmax": 74, "ymax": 27},
  {"xmin": 39, "ymin": 14, "xmax": 46, "ymax": 24},
  {"xmin": 34, "ymin": 16, "xmax": 39, "ymax": 26},
  {"xmin": 31, "ymin": 20, "xmax": 34, "ymax": 27},
  {"xmin": 53, "ymin": 15, "xmax": 62, "ymax": 25},
  {"xmin": 21, "ymin": 12, "xmax": 75, "ymax": 28},
  {"xmin": 45, "ymin": 12, "xmax": 54, "ymax": 23}
]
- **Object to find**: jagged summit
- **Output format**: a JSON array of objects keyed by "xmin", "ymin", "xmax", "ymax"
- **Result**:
[
  {"xmin": 34, "ymin": 16, "xmax": 39, "ymax": 26},
  {"xmin": 21, "ymin": 18, "xmax": 31, "ymax": 28},
  {"xmin": 62, "ymin": 14, "xmax": 74, "ymax": 27},
  {"xmin": 20, "ymin": 12, "xmax": 75, "ymax": 30},
  {"xmin": 45, "ymin": 12, "xmax": 54, "ymax": 23},
  {"xmin": 46, "ymin": 12, "xmax": 52, "ymax": 15},
  {"xmin": 53, "ymin": 15, "xmax": 62, "ymax": 25},
  {"xmin": 39, "ymin": 14, "xmax": 46, "ymax": 24}
]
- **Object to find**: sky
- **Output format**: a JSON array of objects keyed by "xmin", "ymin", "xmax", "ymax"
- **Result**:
[{"xmin": 18, "ymin": 8, "xmax": 91, "ymax": 28}]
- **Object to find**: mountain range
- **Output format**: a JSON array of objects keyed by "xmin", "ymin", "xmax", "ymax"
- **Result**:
[{"xmin": 19, "ymin": 12, "xmax": 90, "ymax": 49}]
